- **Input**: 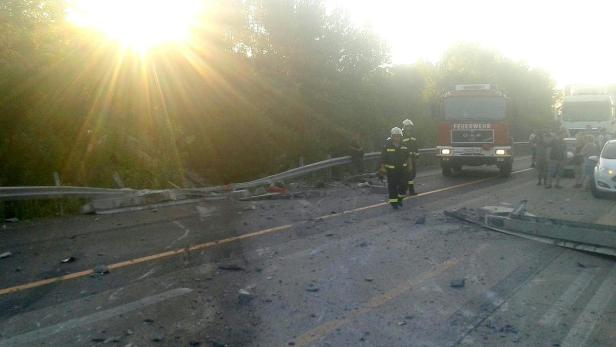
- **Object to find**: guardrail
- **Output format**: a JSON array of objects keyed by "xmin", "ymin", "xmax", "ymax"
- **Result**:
[{"xmin": 0, "ymin": 142, "xmax": 530, "ymax": 201}]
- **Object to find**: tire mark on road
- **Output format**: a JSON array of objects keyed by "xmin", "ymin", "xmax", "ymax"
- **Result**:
[
  {"xmin": 436, "ymin": 247, "xmax": 563, "ymax": 347},
  {"xmin": 560, "ymin": 265, "xmax": 616, "ymax": 347},
  {"xmin": 538, "ymin": 268, "xmax": 598, "ymax": 327},
  {"xmin": 0, "ymin": 287, "xmax": 192, "ymax": 347}
]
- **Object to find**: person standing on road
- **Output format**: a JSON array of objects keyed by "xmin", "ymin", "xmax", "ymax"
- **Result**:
[
  {"xmin": 379, "ymin": 127, "xmax": 412, "ymax": 209},
  {"xmin": 582, "ymin": 134, "xmax": 600, "ymax": 189},
  {"xmin": 572, "ymin": 135, "xmax": 586, "ymax": 188},
  {"xmin": 529, "ymin": 131, "xmax": 538, "ymax": 168},
  {"xmin": 402, "ymin": 119, "xmax": 419, "ymax": 195},
  {"xmin": 535, "ymin": 132, "xmax": 548, "ymax": 186},
  {"xmin": 546, "ymin": 130, "xmax": 567, "ymax": 189}
]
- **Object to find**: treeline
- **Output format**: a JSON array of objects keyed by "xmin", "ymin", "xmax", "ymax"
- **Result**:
[{"xmin": 0, "ymin": 0, "xmax": 555, "ymax": 188}]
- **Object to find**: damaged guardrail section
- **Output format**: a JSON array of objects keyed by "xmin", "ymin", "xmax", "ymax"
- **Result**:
[
  {"xmin": 445, "ymin": 201, "xmax": 616, "ymax": 257},
  {"xmin": 0, "ymin": 143, "xmax": 529, "ymax": 214}
]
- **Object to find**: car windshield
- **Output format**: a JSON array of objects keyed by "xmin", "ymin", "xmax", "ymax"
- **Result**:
[
  {"xmin": 562, "ymin": 101, "xmax": 611, "ymax": 122},
  {"xmin": 444, "ymin": 96, "xmax": 506, "ymax": 120},
  {"xmin": 601, "ymin": 142, "xmax": 616, "ymax": 159}
]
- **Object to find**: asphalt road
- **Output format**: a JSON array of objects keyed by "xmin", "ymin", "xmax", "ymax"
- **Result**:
[{"xmin": 1, "ymin": 157, "xmax": 615, "ymax": 347}]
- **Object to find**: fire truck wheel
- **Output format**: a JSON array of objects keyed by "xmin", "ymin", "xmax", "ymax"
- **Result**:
[
  {"xmin": 442, "ymin": 164, "xmax": 453, "ymax": 177},
  {"xmin": 498, "ymin": 163, "xmax": 512, "ymax": 177},
  {"xmin": 452, "ymin": 164, "xmax": 463, "ymax": 175}
]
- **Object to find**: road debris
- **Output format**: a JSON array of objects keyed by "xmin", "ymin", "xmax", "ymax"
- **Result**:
[
  {"xmin": 397, "ymin": 321, "xmax": 407, "ymax": 326},
  {"xmin": 364, "ymin": 277, "xmax": 374, "ymax": 282},
  {"xmin": 5, "ymin": 217, "xmax": 19, "ymax": 223},
  {"xmin": 0, "ymin": 251, "xmax": 12, "ymax": 259},
  {"xmin": 238, "ymin": 288, "xmax": 254, "ymax": 305},
  {"xmin": 450, "ymin": 279, "xmax": 465, "ymax": 288},
  {"xmin": 445, "ymin": 200, "xmax": 616, "ymax": 257},
  {"xmin": 60, "ymin": 256, "xmax": 76, "ymax": 263},
  {"xmin": 305, "ymin": 283, "xmax": 320, "ymax": 292},
  {"xmin": 217, "ymin": 264, "xmax": 244, "ymax": 271},
  {"xmin": 151, "ymin": 335, "xmax": 164, "ymax": 342},
  {"xmin": 93, "ymin": 265, "xmax": 109, "ymax": 275}
]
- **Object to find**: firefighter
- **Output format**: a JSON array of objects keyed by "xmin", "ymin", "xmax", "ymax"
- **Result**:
[
  {"xmin": 379, "ymin": 127, "xmax": 412, "ymax": 209},
  {"xmin": 402, "ymin": 119, "xmax": 419, "ymax": 195}
]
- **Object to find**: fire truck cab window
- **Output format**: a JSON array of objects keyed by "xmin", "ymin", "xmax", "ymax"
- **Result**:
[
  {"xmin": 562, "ymin": 102, "xmax": 611, "ymax": 122},
  {"xmin": 444, "ymin": 96, "xmax": 506, "ymax": 120}
]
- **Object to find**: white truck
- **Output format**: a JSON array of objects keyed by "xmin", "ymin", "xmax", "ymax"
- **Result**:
[{"xmin": 560, "ymin": 94, "xmax": 615, "ymax": 136}]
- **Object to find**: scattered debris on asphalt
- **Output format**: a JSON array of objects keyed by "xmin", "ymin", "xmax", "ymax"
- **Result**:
[
  {"xmin": 267, "ymin": 181, "xmax": 288, "ymax": 194},
  {"xmin": 217, "ymin": 264, "xmax": 244, "ymax": 271},
  {"xmin": 5, "ymin": 217, "xmax": 19, "ymax": 223},
  {"xmin": 143, "ymin": 318, "xmax": 154, "ymax": 324},
  {"xmin": 364, "ymin": 277, "xmax": 374, "ymax": 282},
  {"xmin": 0, "ymin": 251, "xmax": 12, "ymax": 259},
  {"xmin": 93, "ymin": 265, "xmax": 109, "ymax": 275},
  {"xmin": 358, "ymin": 241, "xmax": 368, "ymax": 248},
  {"xmin": 397, "ymin": 321, "xmax": 407, "ymax": 326},
  {"xmin": 61, "ymin": 256, "xmax": 76, "ymax": 263},
  {"xmin": 90, "ymin": 337, "xmax": 105, "ymax": 343},
  {"xmin": 450, "ymin": 279, "xmax": 465, "ymax": 288},
  {"xmin": 305, "ymin": 284, "xmax": 320, "ymax": 292},
  {"xmin": 238, "ymin": 288, "xmax": 254, "ymax": 305},
  {"xmin": 103, "ymin": 336, "xmax": 121, "ymax": 343},
  {"xmin": 415, "ymin": 215, "xmax": 426, "ymax": 225},
  {"xmin": 151, "ymin": 335, "xmax": 164, "ymax": 342}
]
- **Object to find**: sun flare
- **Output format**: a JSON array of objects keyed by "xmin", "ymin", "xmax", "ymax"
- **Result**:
[{"xmin": 67, "ymin": 0, "xmax": 202, "ymax": 51}]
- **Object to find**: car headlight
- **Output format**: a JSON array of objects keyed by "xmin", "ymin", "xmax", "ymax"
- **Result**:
[
  {"xmin": 609, "ymin": 169, "xmax": 614, "ymax": 176},
  {"xmin": 495, "ymin": 149, "xmax": 506, "ymax": 155},
  {"xmin": 441, "ymin": 148, "xmax": 451, "ymax": 155}
]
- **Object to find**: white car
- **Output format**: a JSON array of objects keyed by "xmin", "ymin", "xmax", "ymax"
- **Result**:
[{"xmin": 591, "ymin": 140, "xmax": 616, "ymax": 198}]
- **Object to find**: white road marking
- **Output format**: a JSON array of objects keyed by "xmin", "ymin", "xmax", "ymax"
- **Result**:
[
  {"xmin": 539, "ymin": 268, "xmax": 598, "ymax": 327},
  {"xmin": 0, "ymin": 288, "xmax": 193, "ymax": 347},
  {"xmin": 561, "ymin": 266, "xmax": 616, "ymax": 347}
]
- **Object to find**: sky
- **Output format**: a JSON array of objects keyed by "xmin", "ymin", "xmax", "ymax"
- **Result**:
[{"xmin": 330, "ymin": 0, "xmax": 616, "ymax": 86}]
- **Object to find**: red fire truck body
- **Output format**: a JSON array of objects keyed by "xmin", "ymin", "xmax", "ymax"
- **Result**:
[{"xmin": 436, "ymin": 84, "xmax": 513, "ymax": 177}]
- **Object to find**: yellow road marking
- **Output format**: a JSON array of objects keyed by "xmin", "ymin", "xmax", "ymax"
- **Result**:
[
  {"xmin": 0, "ymin": 168, "xmax": 533, "ymax": 297},
  {"xmin": 293, "ymin": 259, "xmax": 459, "ymax": 347},
  {"xmin": 291, "ymin": 243, "xmax": 490, "ymax": 346}
]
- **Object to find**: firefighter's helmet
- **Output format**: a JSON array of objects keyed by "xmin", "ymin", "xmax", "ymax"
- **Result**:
[
  {"xmin": 402, "ymin": 119, "xmax": 414, "ymax": 127},
  {"xmin": 391, "ymin": 127, "xmax": 403, "ymax": 136}
]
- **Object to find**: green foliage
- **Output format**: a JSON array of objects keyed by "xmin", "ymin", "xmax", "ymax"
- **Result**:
[{"xmin": 0, "ymin": 1, "xmax": 555, "ymax": 189}]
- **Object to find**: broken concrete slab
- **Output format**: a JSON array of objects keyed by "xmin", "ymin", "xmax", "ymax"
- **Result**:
[{"xmin": 446, "ymin": 202, "xmax": 616, "ymax": 257}]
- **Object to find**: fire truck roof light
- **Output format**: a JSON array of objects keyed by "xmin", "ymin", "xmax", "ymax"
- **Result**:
[{"xmin": 455, "ymin": 84, "xmax": 491, "ymax": 91}]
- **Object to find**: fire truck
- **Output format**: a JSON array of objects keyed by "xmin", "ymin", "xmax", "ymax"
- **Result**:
[{"xmin": 436, "ymin": 84, "xmax": 513, "ymax": 177}]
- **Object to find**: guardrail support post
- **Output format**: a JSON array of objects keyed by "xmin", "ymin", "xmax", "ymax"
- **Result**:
[
  {"xmin": 299, "ymin": 156, "xmax": 304, "ymax": 167},
  {"xmin": 54, "ymin": 172, "xmax": 64, "ymax": 216},
  {"xmin": 326, "ymin": 154, "xmax": 332, "ymax": 181}
]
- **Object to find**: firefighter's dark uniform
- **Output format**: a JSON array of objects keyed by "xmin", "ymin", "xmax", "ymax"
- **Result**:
[
  {"xmin": 402, "ymin": 132, "xmax": 419, "ymax": 195},
  {"xmin": 381, "ymin": 138, "xmax": 410, "ymax": 207}
]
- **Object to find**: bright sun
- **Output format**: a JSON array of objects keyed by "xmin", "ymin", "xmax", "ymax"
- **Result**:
[{"xmin": 66, "ymin": 0, "xmax": 202, "ymax": 50}]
